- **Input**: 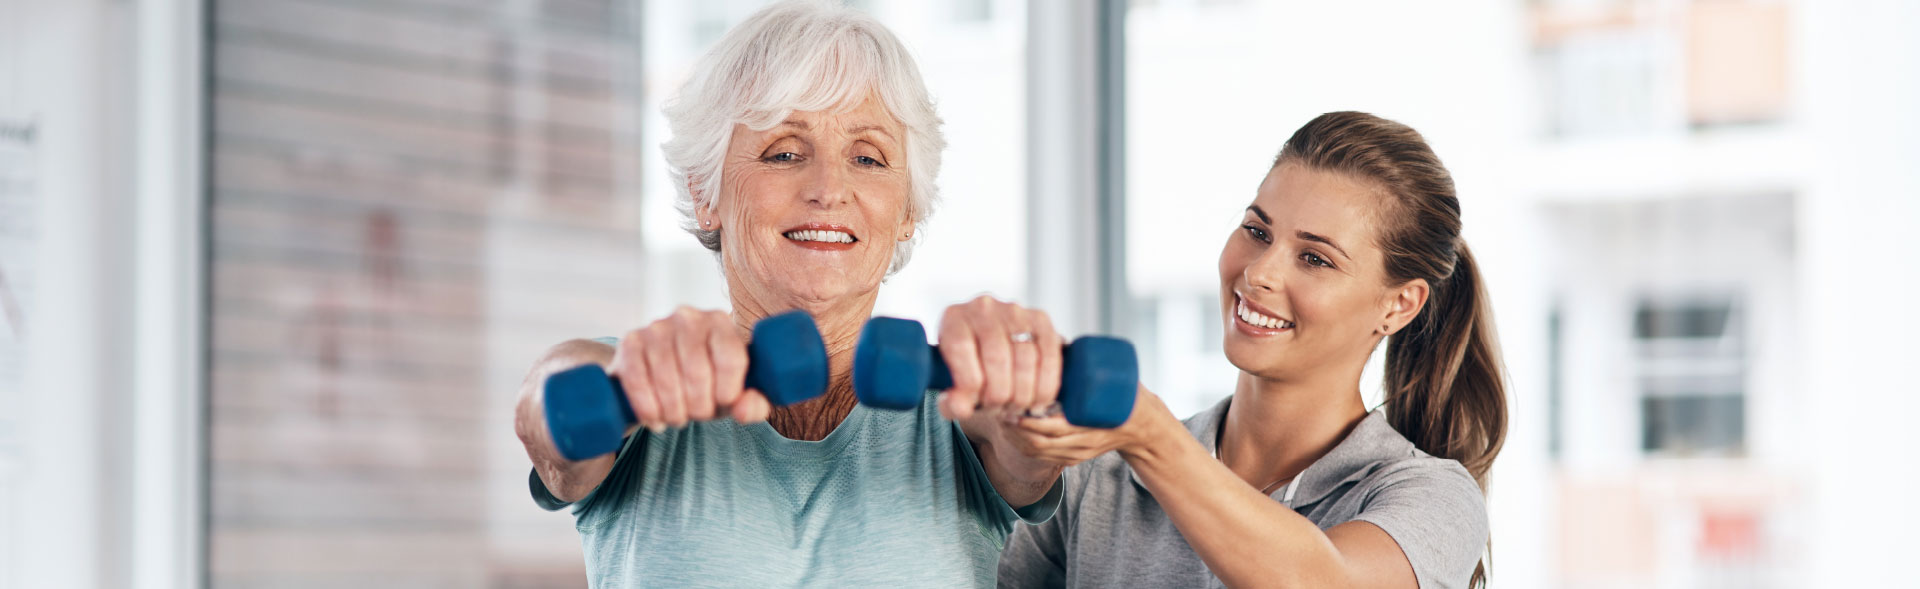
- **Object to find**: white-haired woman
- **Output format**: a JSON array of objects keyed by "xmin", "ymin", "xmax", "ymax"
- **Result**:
[{"xmin": 512, "ymin": 2, "xmax": 1066, "ymax": 586}]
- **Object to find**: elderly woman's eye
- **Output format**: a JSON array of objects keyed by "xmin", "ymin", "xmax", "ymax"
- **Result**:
[
  {"xmin": 766, "ymin": 152, "xmax": 802, "ymax": 163},
  {"xmin": 1241, "ymin": 224, "xmax": 1270, "ymax": 242},
  {"xmin": 854, "ymin": 155, "xmax": 886, "ymax": 168}
]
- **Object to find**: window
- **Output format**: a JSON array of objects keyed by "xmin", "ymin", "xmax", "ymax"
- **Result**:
[{"xmin": 1636, "ymin": 298, "xmax": 1746, "ymax": 457}]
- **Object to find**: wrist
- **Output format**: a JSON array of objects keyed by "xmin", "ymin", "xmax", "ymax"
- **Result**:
[{"xmin": 1117, "ymin": 403, "xmax": 1181, "ymax": 462}]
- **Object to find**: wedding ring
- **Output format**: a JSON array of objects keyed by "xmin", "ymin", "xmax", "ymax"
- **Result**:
[{"xmin": 1010, "ymin": 332, "xmax": 1034, "ymax": 344}]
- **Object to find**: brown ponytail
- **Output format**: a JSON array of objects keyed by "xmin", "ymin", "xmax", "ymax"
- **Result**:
[{"xmin": 1276, "ymin": 112, "xmax": 1508, "ymax": 588}]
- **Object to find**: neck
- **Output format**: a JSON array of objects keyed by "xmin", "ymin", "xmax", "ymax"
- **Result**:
[
  {"xmin": 1218, "ymin": 362, "xmax": 1370, "ymax": 492},
  {"xmin": 729, "ymin": 284, "xmax": 874, "ymax": 442}
]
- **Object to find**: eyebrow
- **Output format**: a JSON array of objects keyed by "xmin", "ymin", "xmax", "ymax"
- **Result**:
[
  {"xmin": 846, "ymin": 124, "xmax": 896, "ymax": 141},
  {"xmin": 1297, "ymin": 231, "xmax": 1351, "ymax": 261},
  {"xmin": 1245, "ymin": 206, "xmax": 1352, "ymax": 261},
  {"xmin": 777, "ymin": 120, "xmax": 895, "ymax": 140}
]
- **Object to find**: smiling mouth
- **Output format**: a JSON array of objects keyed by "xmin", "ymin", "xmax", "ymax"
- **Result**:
[
  {"xmin": 783, "ymin": 229, "xmax": 856, "ymax": 244},
  {"xmin": 782, "ymin": 224, "xmax": 858, "ymax": 251},
  {"xmin": 1234, "ymin": 293, "xmax": 1295, "ymax": 331}
]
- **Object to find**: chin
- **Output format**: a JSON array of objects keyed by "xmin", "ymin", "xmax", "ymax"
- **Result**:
[{"xmin": 782, "ymin": 266, "xmax": 879, "ymax": 303}]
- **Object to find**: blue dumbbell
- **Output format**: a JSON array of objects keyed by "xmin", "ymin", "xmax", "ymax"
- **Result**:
[
  {"xmin": 851, "ymin": 316, "xmax": 1139, "ymax": 428},
  {"xmin": 543, "ymin": 310, "xmax": 829, "ymax": 460}
]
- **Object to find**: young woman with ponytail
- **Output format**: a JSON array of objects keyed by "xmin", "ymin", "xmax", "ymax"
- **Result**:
[{"xmin": 996, "ymin": 111, "xmax": 1507, "ymax": 589}]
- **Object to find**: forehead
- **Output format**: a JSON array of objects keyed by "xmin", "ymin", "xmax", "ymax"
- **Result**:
[
  {"xmin": 1252, "ymin": 163, "xmax": 1386, "ymax": 246},
  {"xmin": 763, "ymin": 95, "xmax": 903, "ymax": 136}
]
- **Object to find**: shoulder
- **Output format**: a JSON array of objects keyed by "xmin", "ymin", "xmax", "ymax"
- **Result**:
[
  {"xmin": 1364, "ymin": 452, "xmax": 1480, "ymax": 499},
  {"xmin": 1345, "ymin": 449, "xmax": 1488, "ymax": 589}
]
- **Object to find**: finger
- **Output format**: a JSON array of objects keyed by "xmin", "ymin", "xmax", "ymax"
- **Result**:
[
  {"xmin": 1014, "ymin": 414, "xmax": 1083, "ymax": 437},
  {"xmin": 1017, "ymin": 432, "xmax": 1106, "ymax": 465},
  {"xmin": 1006, "ymin": 307, "xmax": 1039, "ymax": 411},
  {"xmin": 938, "ymin": 306, "xmax": 984, "ymax": 420},
  {"xmin": 671, "ymin": 310, "xmax": 717, "ymax": 421},
  {"xmin": 622, "ymin": 333, "xmax": 675, "ymax": 435},
  {"xmin": 707, "ymin": 312, "xmax": 749, "ymax": 408},
  {"xmin": 612, "ymin": 330, "xmax": 663, "ymax": 432},
  {"xmin": 972, "ymin": 302, "xmax": 1014, "ymax": 411},
  {"xmin": 642, "ymin": 324, "xmax": 688, "ymax": 427},
  {"xmin": 730, "ymin": 389, "xmax": 773, "ymax": 424},
  {"xmin": 1031, "ymin": 310, "xmax": 1064, "ymax": 412}
]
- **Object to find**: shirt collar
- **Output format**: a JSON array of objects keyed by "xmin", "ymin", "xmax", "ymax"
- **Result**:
[{"xmin": 1131, "ymin": 396, "xmax": 1419, "ymax": 509}]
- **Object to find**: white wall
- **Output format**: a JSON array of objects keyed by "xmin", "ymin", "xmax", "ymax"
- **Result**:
[
  {"xmin": 5, "ymin": 0, "xmax": 133, "ymax": 587},
  {"xmin": 1798, "ymin": 0, "xmax": 1920, "ymax": 584},
  {"xmin": 2, "ymin": 1, "xmax": 203, "ymax": 587}
]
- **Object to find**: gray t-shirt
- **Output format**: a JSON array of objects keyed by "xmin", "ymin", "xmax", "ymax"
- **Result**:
[
  {"xmin": 531, "ymin": 384, "xmax": 1062, "ymax": 588},
  {"xmin": 998, "ymin": 398, "xmax": 1487, "ymax": 589}
]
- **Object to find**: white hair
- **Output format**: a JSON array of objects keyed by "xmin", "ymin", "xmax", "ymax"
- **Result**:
[{"xmin": 662, "ymin": 0, "xmax": 945, "ymax": 275}]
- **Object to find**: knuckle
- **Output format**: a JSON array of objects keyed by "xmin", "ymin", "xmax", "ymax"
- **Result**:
[{"xmin": 713, "ymin": 352, "xmax": 745, "ymax": 375}]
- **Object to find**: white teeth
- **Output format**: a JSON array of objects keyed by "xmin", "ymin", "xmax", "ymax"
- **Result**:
[
  {"xmin": 1237, "ymin": 298, "xmax": 1293, "ymax": 330},
  {"xmin": 785, "ymin": 229, "xmax": 854, "ymax": 243}
]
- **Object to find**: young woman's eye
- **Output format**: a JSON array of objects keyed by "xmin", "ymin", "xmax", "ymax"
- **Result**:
[
  {"xmin": 854, "ymin": 155, "xmax": 886, "ymax": 168},
  {"xmin": 766, "ymin": 152, "xmax": 802, "ymax": 163},
  {"xmin": 1301, "ymin": 251, "xmax": 1334, "ymax": 268},
  {"xmin": 1241, "ymin": 224, "xmax": 1270, "ymax": 243}
]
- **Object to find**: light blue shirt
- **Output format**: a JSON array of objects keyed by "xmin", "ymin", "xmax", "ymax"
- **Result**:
[{"xmin": 531, "ymin": 383, "xmax": 1061, "ymax": 588}]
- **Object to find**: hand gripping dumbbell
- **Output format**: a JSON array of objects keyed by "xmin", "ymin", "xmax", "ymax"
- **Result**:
[
  {"xmin": 543, "ymin": 310, "xmax": 829, "ymax": 460},
  {"xmin": 851, "ymin": 317, "xmax": 1139, "ymax": 428}
]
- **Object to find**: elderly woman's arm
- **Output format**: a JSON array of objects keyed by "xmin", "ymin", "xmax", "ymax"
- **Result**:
[
  {"xmin": 514, "ymin": 338, "xmax": 621, "ymax": 503},
  {"xmin": 515, "ymin": 308, "xmax": 777, "ymax": 503},
  {"xmin": 960, "ymin": 416, "xmax": 1066, "ymax": 507},
  {"xmin": 935, "ymin": 296, "xmax": 1069, "ymax": 508}
]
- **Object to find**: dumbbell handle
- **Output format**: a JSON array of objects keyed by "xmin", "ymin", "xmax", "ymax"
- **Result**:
[
  {"xmin": 873, "ymin": 338, "xmax": 1136, "ymax": 428},
  {"xmin": 558, "ymin": 364, "xmax": 800, "ymax": 430},
  {"xmin": 544, "ymin": 310, "xmax": 827, "ymax": 461}
]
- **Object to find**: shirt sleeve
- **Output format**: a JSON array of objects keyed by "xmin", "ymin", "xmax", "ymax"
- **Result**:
[
  {"xmin": 996, "ymin": 465, "xmax": 1076, "ymax": 589},
  {"xmin": 949, "ymin": 422, "xmax": 1065, "ymax": 547},
  {"xmin": 1348, "ymin": 461, "xmax": 1489, "ymax": 589}
]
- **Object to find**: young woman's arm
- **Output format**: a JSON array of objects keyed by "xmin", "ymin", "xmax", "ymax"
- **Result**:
[
  {"xmin": 1012, "ymin": 392, "xmax": 1419, "ymax": 589},
  {"xmin": 1118, "ymin": 414, "xmax": 1416, "ymax": 589}
]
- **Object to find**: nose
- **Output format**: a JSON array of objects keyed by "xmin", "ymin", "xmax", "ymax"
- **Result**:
[
  {"xmin": 1243, "ymin": 243, "xmax": 1289, "ymax": 294},
  {"xmin": 801, "ymin": 157, "xmax": 852, "ymax": 209}
]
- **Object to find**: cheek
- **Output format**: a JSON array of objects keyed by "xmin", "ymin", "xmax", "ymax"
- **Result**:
[
  {"xmin": 1218, "ymin": 235, "xmax": 1248, "ymax": 282},
  {"xmin": 860, "ymin": 179, "xmax": 913, "ymax": 236},
  {"xmin": 1298, "ymin": 285, "xmax": 1377, "ymax": 335}
]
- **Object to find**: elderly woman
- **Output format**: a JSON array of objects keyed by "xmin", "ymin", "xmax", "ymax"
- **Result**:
[{"xmin": 511, "ymin": 2, "xmax": 1066, "ymax": 586}]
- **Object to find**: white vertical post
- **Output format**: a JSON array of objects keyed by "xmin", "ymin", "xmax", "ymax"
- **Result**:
[
  {"xmin": 132, "ymin": 0, "xmax": 205, "ymax": 587},
  {"xmin": 1026, "ymin": 0, "xmax": 1126, "ymax": 337}
]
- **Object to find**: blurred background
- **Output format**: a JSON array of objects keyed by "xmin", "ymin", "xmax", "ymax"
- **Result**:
[{"xmin": 2, "ymin": 0, "xmax": 1917, "ymax": 587}]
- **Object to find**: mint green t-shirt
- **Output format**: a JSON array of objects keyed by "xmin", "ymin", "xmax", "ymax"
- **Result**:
[{"xmin": 530, "ymin": 385, "xmax": 1061, "ymax": 588}]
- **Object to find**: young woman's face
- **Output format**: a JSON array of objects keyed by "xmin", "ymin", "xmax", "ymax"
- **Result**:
[
  {"xmin": 1217, "ymin": 162, "xmax": 1422, "ymax": 380},
  {"xmin": 706, "ymin": 96, "xmax": 914, "ymax": 310}
]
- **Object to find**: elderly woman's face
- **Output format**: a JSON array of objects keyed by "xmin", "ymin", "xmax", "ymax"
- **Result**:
[{"xmin": 708, "ymin": 96, "xmax": 913, "ymax": 310}]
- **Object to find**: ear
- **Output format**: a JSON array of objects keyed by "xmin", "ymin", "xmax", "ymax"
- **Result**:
[
  {"xmin": 898, "ymin": 204, "xmax": 916, "ymax": 242},
  {"xmin": 692, "ymin": 179, "xmax": 722, "ymax": 231},
  {"xmin": 694, "ymin": 205, "xmax": 720, "ymax": 232},
  {"xmin": 1379, "ymin": 278, "xmax": 1430, "ymax": 336}
]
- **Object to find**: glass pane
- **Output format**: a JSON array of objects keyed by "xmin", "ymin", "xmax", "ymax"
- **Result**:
[{"xmin": 206, "ymin": 0, "xmax": 646, "ymax": 584}]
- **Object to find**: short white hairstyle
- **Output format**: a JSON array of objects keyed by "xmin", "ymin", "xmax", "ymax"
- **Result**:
[{"xmin": 662, "ymin": 0, "xmax": 945, "ymax": 275}]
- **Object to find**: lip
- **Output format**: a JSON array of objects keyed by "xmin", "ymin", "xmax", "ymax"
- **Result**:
[
  {"xmin": 1232, "ymin": 291, "xmax": 1294, "ymax": 336},
  {"xmin": 781, "ymin": 222, "xmax": 858, "ymax": 252}
]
